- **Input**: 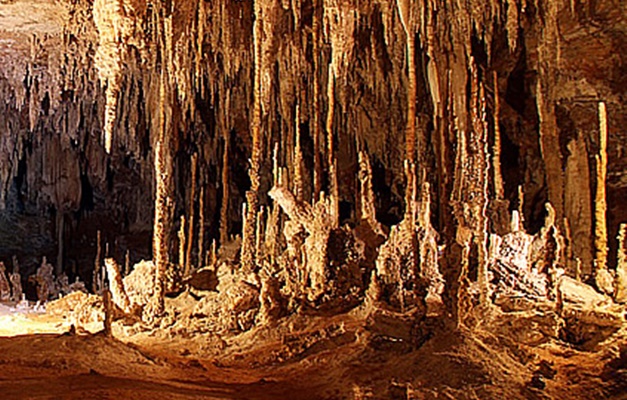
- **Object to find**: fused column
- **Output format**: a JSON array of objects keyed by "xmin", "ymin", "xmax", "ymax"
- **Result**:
[{"xmin": 594, "ymin": 102, "xmax": 611, "ymax": 292}]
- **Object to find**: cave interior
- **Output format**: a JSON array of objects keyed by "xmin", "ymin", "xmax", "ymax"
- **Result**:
[{"xmin": 0, "ymin": 0, "xmax": 625, "ymax": 398}]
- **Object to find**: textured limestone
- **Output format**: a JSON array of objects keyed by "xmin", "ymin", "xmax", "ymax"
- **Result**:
[{"xmin": 0, "ymin": 0, "xmax": 624, "ymax": 338}]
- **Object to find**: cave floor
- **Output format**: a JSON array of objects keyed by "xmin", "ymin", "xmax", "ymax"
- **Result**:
[{"xmin": 0, "ymin": 303, "xmax": 624, "ymax": 400}]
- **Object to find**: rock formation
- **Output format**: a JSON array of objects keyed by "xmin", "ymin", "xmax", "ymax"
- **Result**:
[{"xmin": 0, "ymin": 0, "xmax": 625, "ymax": 398}]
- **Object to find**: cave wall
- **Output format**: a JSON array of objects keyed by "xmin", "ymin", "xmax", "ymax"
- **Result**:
[{"xmin": 0, "ymin": 0, "xmax": 624, "ymax": 285}]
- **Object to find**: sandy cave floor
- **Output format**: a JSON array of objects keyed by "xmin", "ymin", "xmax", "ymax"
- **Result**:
[{"xmin": 0, "ymin": 300, "xmax": 624, "ymax": 400}]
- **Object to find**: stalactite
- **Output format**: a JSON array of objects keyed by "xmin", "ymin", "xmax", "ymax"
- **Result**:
[
  {"xmin": 396, "ymin": 0, "xmax": 416, "ymax": 162},
  {"xmin": 195, "ymin": 0, "xmax": 205, "ymax": 95},
  {"xmin": 311, "ymin": 0, "xmax": 323, "ymax": 202},
  {"xmin": 425, "ymin": 12, "xmax": 442, "ymax": 125},
  {"xmin": 56, "ymin": 211, "xmax": 64, "ymax": 276},
  {"xmin": 492, "ymin": 71, "xmax": 504, "ymax": 200},
  {"xmin": 185, "ymin": 154, "xmax": 198, "ymax": 276},
  {"xmin": 220, "ymin": 132, "xmax": 230, "ymax": 245},
  {"xmin": 505, "ymin": 0, "xmax": 519, "ymax": 52},
  {"xmin": 92, "ymin": 0, "xmax": 139, "ymax": 153},
  {"xmin": 536, "ymin": 0, "xmax": 564, "ymax": 225},
  {"xmin": 294, "ymin": 105, "xmax": 304, "ymax": 203},
  {"xmin": 323, "ymin": 0, "xmax": 355, "ymax": 225}
]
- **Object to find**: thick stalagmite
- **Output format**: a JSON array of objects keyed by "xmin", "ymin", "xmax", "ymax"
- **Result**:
[{"xmin": 594, "ymin": 102, "xmax": 612, "ymax": 294}]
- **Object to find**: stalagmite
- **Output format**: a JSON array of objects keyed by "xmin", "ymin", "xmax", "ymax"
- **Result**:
[
  {"xmin": 529, "ymin": 203, "xmax": 563, "ymax": 284},
  {"xmin": 93, "ymin": 230, "xmax": 102, "ymax": 293},
  {"xmin": 369, "ymin": 161, "xmax": 423, "ymax": 313},
  {"xmin": 575, "ymin": 258, "xmax": 583, "ymax": 282},
  {"xmin": 151, "ymin": 5, "xmax": 176, "ymax": 316},
  {"xmin": 56, "ymin": 211, "xmax": 64, "ymax": 276},
  {"xmin": 594, "ymin": 102, "xmax": 612, "ymax": 294},
  {"xmin": 563, "ymin": 218, "xmax": 574, "ymax": 276},
  {"xmin": 358, "ymin": 151, "xmax": 384, "ymax": 236},
  {"xmin": 511, "ymin": 210, "xmax": 522, "ymax": 233},
  {"xmin": 326, "ymin": 69, "xmax": 339, "ymax": 227},
  {"xmin": 255, "ymin": 206, "xmax": 265, "ymax": 265},
  {"xmin": 468, "ymin": 62, "xmax": 491, "ymax": 306},
  {"xmin": 269, "ymin": 186, "xmax": 332, "ymax": 302},
  {"xmin": 517, "ymin": 186, "xmax": 525, "ymax": 226},
  {"xmin": 124, "ymin": 250, "xmax": 131, "ymax": 277},
  {"xmin": 418, "ymin": 183, "xmax": 445, "ymax": 317},
  {"xmin": 179, "ymin": 215, "xmax": 186, "ymax": 272},
  {"xmin": 210, "ymin": 240, "xmax": 217, "ymax": 269},
  {"xmin": 103, "ymin": 288, "xmax": 113, "ymax": 337},
  {"xmin": 455, "ymin": 240, "xmax": 472, "ymax": 327},
  {"xmin": 33, "ymin": 257, "xmax": 55, "ymax": 303},
  {"xmin": 0, "ymin": 262, "xmax": 10, "ymax": 302},
  {"xmin": 152, "ymin": 139, "xmax": 170, "ymax": 317},
  {"xmin": 242, "ymin": 0, "xmax": 267, "ymax": 271},
  {"xmin": 451, "ymin": 71, "xmax": 473, "ymax": 326},
  {"xmin": 565, "ymin": 134, "xmax": 593, "ymax": 276},
  {"xmin": 615, "ymin": 224, "xmax": 627, "ymax": 304},
  {"xmin": 198, "ymin": 186, "xmax": 205, "ymax": 268},
  {"xmin": 104, "ymin": 258, "xmax": 131, "ymax": 314},
  {"xmin": 265, "ymin": 145, "xmax": 282, "ymax": 265},
  {"xmin": 9, "ymin": 257, "xmax": 22, "ymax": 303}
]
